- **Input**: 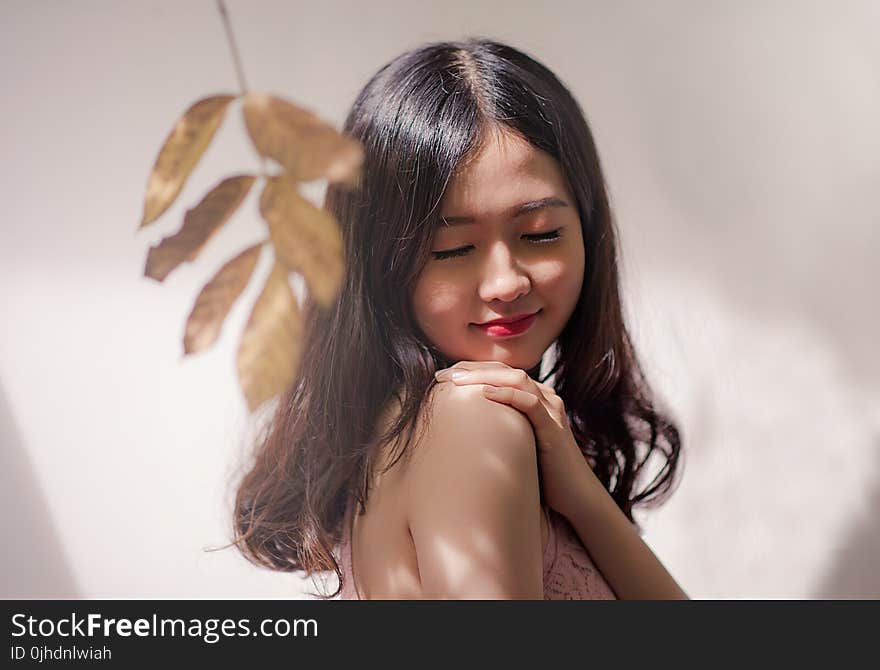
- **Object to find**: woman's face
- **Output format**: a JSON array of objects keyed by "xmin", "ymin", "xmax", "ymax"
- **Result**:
[{"xmin": 412, "ymin": 126, "xmax": 585, "ymax": 372}]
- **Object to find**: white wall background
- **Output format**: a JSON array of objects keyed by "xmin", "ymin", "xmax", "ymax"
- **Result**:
[{"xmin": 2, "ymin": 0, "xmax": 878, "ymax": 598}]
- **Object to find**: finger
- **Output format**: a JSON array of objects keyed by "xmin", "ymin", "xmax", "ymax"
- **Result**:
[
  {"xmin": 481, "ymin": 384, "xmax": 558, "ymax": 436},
  {"xmin": 435, "ymin": 362, "xmax": 514, "ymax": 380},
  {"xmin": 531, "ymin": 380, "xmax": 560, "ymax": 406},
  {"xmin": 437, "ymin": 367, "xmax": 563, "ymax": 414},
  {"xmin": 438, "ymin": 360, "xmax": 510, "ymax": 374},
  {"xmin": 441, "ymin": 368, "xmax": 562, "ymax": 411},
  {"xmin": 438, "ymin": 366, "xmax": 534, "ymax": 390}
]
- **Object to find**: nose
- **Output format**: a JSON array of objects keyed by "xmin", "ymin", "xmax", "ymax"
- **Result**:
[{"xmin": 477, "ymin": 241, "xmax": 531, "ymax": 304}]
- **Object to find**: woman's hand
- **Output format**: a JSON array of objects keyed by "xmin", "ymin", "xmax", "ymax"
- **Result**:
[{"xmin": 434, "ymin": 361, "xmax": 594, "ymax": 520}]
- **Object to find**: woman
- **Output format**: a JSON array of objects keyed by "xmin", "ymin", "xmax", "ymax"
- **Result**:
[{"xmin": 232, "ymin": 39, "xmax": 687, "ymax": 599}]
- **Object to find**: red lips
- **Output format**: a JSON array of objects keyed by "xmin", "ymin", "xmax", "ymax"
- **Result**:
[
  {"xmin": 473, "ymin": 310, "xmax": 539, "ymax": 337},
  {"xmin": 477, "ymin": 311, "xmax": 539, "ymax": 326}
]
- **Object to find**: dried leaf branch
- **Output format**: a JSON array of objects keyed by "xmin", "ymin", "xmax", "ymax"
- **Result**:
[
  {"xmin": 145, "ymin": 175, "xmax": 256, "ymax": 281},
  {"xmin": 139, "ymin": 95, "xmax": 236, "ymax": 229},
  {"xmin": 259, "ymin": 176, "xmax": 345, "ymax": 308},
  {"xmin": 243, "ymin": 93, "xmax": 362, "ymax": 184},
  {"xmin": 184, "ymin": 242, "xmax": 263, "ymax": 355},
  {"xmin": 137, "ymin": 4, "xmax": 362, "ymax": 411},
  {"xmin": 236, "ymin": 262, "xmax": 304, "ymax": 411}
]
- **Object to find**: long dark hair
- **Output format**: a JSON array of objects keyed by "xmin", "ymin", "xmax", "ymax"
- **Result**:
[{"xmin": 231, "ymin": 38, "xmax": 682, "ymax": 598}]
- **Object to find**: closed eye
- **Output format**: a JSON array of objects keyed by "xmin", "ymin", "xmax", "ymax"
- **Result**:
[{"xmin": 431, "ymin": 229, "xmax": 563, "ymax": 261}]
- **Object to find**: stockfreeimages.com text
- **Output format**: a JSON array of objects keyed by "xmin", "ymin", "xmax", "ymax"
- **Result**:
[{"xmin": 11, "ymin": 612, "xmax": 317, "ymax": 644}]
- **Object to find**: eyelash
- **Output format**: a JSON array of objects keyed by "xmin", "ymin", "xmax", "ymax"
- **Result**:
[{"xmin": 431, "ymin": 229, "xmax": 563, "ymax": 261}]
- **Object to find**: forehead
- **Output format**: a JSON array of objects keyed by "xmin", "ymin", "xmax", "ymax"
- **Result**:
[{"xmin": 441, "ymin": 126, "xmax": 570, "ymax": 217}]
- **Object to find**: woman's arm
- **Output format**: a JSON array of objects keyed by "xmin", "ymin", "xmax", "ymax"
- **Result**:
[
  {"xmin": 405, "ymin": 383, "xmax": 545, "ymax": 599},
  {"xmin": 565, "ymin": 465, "xmax": 689, "ymax": 600},
  {"xmin": 434, "ymin": 362, "xmax": 689, "ymax": 600}
]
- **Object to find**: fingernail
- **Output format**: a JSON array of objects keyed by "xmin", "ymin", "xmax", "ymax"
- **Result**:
[{"xmin": 450, "ymin": 371, "xmax": 469, "ymax": 381}]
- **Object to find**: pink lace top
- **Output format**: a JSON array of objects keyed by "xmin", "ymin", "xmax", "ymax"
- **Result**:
[{"xmin": 336, "ymin": 500, "xmax": 617, "ymax": 600}]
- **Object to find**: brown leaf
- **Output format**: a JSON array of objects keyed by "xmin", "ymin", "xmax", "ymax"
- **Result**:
[
  {"xmin": 236, "ymin": 262, "xmax": 303, "ymax": 412},
  {"xmin": 259, "ymin": 177, "xmax": 344, "ymax": 307},
  {"xmin": 139, "ymin": 94, "xmax": 237, "ymax": 229},
  {"xmin": 183, "ymin": 243, "xmax": 263, "ymax": 355},
  {"xmin": 242, "ymin": 92, "xmax": 363, "ymax": 184},
  {"xmin": 145, "ymin": 175, "xmax": 256, "ymax": 282}
]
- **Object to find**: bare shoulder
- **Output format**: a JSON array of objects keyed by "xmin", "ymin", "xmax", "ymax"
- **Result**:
[
  {"xmin": 408, "ymin": 380, "xmax": 536, "ymax": 474},
  {"xmin": 403, "ymin": 381, "xmax": 543, "ymax": 599}
]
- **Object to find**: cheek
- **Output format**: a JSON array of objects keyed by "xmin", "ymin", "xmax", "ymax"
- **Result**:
[
  {"xmin": 412, "ymin": 275, "xmax": 469, "ymax": 333},
  {"xmin": 562, "ymin": 233, "xmax": 586, "ymax": 298},
  {"xmin": 535, "ymin": 251, "xmax": 584, "ymax": 304}
]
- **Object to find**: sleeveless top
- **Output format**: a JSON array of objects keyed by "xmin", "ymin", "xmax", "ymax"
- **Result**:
[{"xmin": 335, "ymin": 499, "xmax": 617, "ymax": 600}]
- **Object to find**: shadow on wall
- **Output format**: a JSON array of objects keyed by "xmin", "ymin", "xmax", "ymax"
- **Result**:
[
  {"xmin": 0, "ymin": 377, "xmax": 80, "ymax": 597},
  {"xmin": 813, "ymin": 437, "xmax": 880, "ymax": 599}
]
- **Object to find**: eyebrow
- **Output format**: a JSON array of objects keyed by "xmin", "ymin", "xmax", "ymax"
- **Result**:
[{"xmin": 437, "ymin": 196, "xmax": 571, "ymax": 227}]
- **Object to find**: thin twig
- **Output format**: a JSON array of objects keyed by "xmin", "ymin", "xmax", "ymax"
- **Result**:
[
  {"xmin": 216, "ymin": 0, "xmax": 268, "ymax": 178},
  {"xmin": 217, "ymin": 0, "xmax": 249, "ymax": 96}
]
